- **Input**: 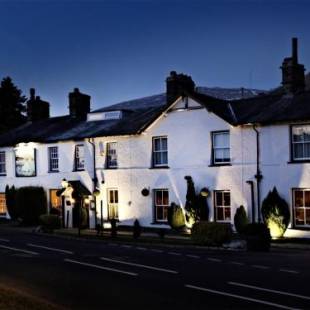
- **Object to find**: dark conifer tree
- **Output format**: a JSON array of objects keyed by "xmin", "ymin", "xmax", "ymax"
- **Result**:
[{"xmin": 0, "ymin": 77, "xmax": 27, "ymax": 134}]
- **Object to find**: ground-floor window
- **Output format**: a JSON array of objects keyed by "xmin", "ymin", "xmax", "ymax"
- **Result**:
[
  {"xmin": 50, "ymin": 189, "xmax": 62, "ymax": 214},
  {"xmin": 107, "ymin": 189, "xmax": 119, "ymax": 220},
  {"xmin": 154, "ymin": 189, "xmax": 169, "ymax": 222},
  {"xmin": 214, "ymin": 190, "xmax": 231, "ymax": 222},
  {"xmin": 293, "ymin": 189, "xmax": 310, "ymax": 227},
  {"xmin": 0, "ymin": 193, "xmax": 7, "ymax": 216}
]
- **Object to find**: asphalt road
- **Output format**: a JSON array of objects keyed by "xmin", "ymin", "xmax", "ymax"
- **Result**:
[{"xmin": 0, "ymin": 228, "xmax": 309, "ymax": 310}]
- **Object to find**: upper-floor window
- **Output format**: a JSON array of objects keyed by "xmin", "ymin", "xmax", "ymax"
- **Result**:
[
  {"xmin": 75, "ymin": 144, "xmax": 85, "ymax": 170},
  {"xmin": 0, "ymin": 152, "xmax": 6, "ymax": 175},
  {"xmin": 291, "ymin": 125, "xmax": 310, "ymax": 161},
  {"xmin": 48, "ymin": 147, "xmax": 59, "ymax": 172},
  {"xmin": 211, "ymin": 131, "xmax": 230, "ymax": 165},
  {"xmin": 152, "ymin": 136, "xmax": 168, "ymax": 167},
  {"xmin": 106, "ymin": 142, "xmax": 118, "ymax": 169}
]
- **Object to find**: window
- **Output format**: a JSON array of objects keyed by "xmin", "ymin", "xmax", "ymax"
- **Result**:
[
  {"xmin": 106, "ymin": 142, "xmax": 118, "ymax": 168},
  {"xmin": 211, "ymin": 131, "xmax": 230, "ymax": 164},
  {"xmin": 75, "ymin": 145, "xmax": 85, "ymax": 170},
  {"xmin": 152, "ymin": 137, "xmax": 168, "ymax": 167},
  {"xmin": 48, "ymin": 147, "xmax": 59, "ymax": 172},
  {"xmin": 0, "ymin": 152, "xmax": 5, "ymax": 175},
  {"xmin": 293, "ymin": 189, "xmax": 310, "ymax": 227},
  {"xmin": 107, "ymin": 189, "xmax": 118, "ymax": 220},
  {"xmin": 50, "ymin": 189, "xmax": 62, "ymax": 212},
  {"xmin": 0, "ymin": 193, "xmax": 7, "ymax": 215},
  {"xmin": 154, "ymin": 189, "xmax": 169, "ymax": 222},
  {"xmin": 214, "ymin": 190, "xmax": 231, "ymax": 222},
  {"xmin": 291, "ymin": 125, "xmax": 310, "ymax": 161}
]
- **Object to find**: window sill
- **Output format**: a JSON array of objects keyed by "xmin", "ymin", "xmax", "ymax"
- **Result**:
[
  {"xmin": 209, "ymin": 163, "xmax": 231, "ymax": 167},
  {"xmin": 151, "ymin": 221, "xmax": 169, "ymax": 225},
  {"xmin": 287, "ymin": 160, "xmax": 310, "ymax": 164},
  {"xmin": 290, "ymin": 226, "xmax": 310, "ymax": 231},
  {"xmin": 73, "ymin": 169, "xmax": 85, "ymax": 172},
  {"xmin": 149, "ymin": 166, "xmax": 170, "ymax": 169},
  {"xmin": 105, "ymin": 167, "xmax": 118, "ymax": 170},
  {"xmin": 48, "ymin": 170, "xmax": 59, "ymax": 173},
  {"xmin": 0, "ymin": 174, "xmax": 7, "ymax": 177}
]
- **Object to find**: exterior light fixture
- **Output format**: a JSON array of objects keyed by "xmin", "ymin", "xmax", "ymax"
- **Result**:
[{"xmin": 61, "ymin": 178, "xmax": 68, "ymax": 188}]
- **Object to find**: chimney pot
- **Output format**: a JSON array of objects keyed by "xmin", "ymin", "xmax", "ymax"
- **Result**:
[
  {"xmin": 30, "ymin": 88, "xmax": 35, "ymax": 100},
  {"xmin": 292, "ymin": 37, "xmax": 298, "ymax": 64}
]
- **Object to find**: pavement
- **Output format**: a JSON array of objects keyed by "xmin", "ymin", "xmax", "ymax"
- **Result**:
[{"xmin": 0, "ymin": 226, "xmax": 309, "ymax": 309}]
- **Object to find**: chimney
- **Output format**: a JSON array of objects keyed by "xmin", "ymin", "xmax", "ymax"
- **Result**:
[
  {"xmin": 281, "ymin": 38, "xmax": 305, "ymax": 93},
  {"xmin": 166, "ymin": 71, "xmax": 195, "ymax": 105},
  {"xmin": 27, "ymin": 88, "xmax": 50, "ymax": 122},
  {"xmin": 69, "ymin": 88, "xmax": 91, "ymax": 119}
]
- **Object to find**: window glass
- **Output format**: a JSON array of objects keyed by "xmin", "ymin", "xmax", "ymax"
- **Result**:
[
  {"xmin": 153, "ymin": 137, "xmax": 168, "ymax": 167},
  {"xmin": 215, "ymin": 191, "xmax": 231, "ymax": 222},
  {"xmin": 154, "ymin": 189, "xmax": 169, "ymax": 222},
  {"xmin": 212, "ymin": 132, "xmax": 230, "ymax": 164},
  {"xmin": 0, "ymin": 193, "xmax": 7, "ymax": 215}
]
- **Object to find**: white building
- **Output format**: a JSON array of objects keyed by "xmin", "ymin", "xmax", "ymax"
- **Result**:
[{"xmin": 0, "ymin": 38, "xmax": 310, "ymax": 238}]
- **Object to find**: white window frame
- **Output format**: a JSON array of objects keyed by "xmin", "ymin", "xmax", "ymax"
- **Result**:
[
  {"xmin": 154, "ymin": 189, "xmax": 169, "ymax": 222},
  {"xmin": 75, "ymin": 144, "xmax": 85, "ymax": 170},
  {"xmin": 292, "ymin": 188, "xmax": 310, "ymax": 227},
  {"xmin": 214, "ymin": 190, "xmax": 231, "ymax": 222},
  {"xmin": 291, "ymin": 125, "xmax": 310, "ymax": 161},
  {"xmin": 212, "ymin": 131, "xmax": 230, "ymax": 165},
  {"xmin": 0, "ymin": 151, "xmax": 6, "ymax": 175},
  {"xmin": 0, "ymin": 193, "xmax": 6, "ymax": 215},
  {"xmin": 48, "ymin": 146, "xmax": 59, "ymax": 172},
  {"xmin": 107, "ymin": 189, "xmax": 119, "ymax": 220},
  {"xmin": 106, "ymin": 142, "xmax": 118, "ymax": 169},
  {"xmin": 152, "ymin": 136, "xmax": 168, "ymax": 167}
]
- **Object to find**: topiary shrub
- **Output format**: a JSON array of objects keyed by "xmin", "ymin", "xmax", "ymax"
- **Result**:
[
  {"xmin": 244, "ymin": 223, "xmax": 271, "ymax": 251},
  {"xmin": 110, "ymin": 218, "xmax": 117, "ymax": 238},
  {"xmin": 5, "ymin": 185, "xmax": 18, "ymax": 220},
  {"xmin": 184, "ymin": 176, "xmax": 198, "ymax": 225},
  {"xmin": 234, "ymin": 205, "xmax": 249, "ymax": 234},
  {"xmin": 16, "ymin": 186, "xmax": 47, "ymax": 226},
  {"xmin": 191, "ymin": 221, "xmax": 233, "ymax": 246},
  {"xmin": 79, "ymin": 207, "xmax": 88, "ymax": 229},
  {"xmin": 261, "ymin": 187, "xmax": 290, "ymax": 238},
  {"xmin": 167, "ymin": 202, "xmax": 185, "ymax": 230},
  {"xmin": 39, "ymin": 214, "xmax": 61, "ymax": 233},
  {"xmin": 197, "ymin": 188, "xmax": 210, "ymax": 221},
  {"xmin": 133, "ymin": 219, "xmax": 142, "ymax": 239}
]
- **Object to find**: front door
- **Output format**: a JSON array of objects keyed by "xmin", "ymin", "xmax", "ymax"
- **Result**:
[{"xmin": 107, "ymin": 189, "xmax": 119, "ymax": 220}]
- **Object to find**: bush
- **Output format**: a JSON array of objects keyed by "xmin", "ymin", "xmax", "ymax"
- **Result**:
[
  {"xmin": 110, "ymin": 218, "xmax": 117, "ymax": 238},
  {"xmin": 167, "ymin": 203, "xmax": 185, "ymax": 230},
  {"xmin": 79, "ymin": 207, "xmax": 88, "ymax": 229},
  {"xmin": 5, "ymin": 185, "xmax": 18, "ymax": 220},
  {"xmin": 191, "ymin": 221, "xmax": 233, "ymax": 246},
  {"xmin": 39, "ymin": 214, "xmax": 61, "ymax": 232},
  {"xmin": 234, "ymin": 205, "xmax": 249, "ymax": 234},
  {"xmin": 133, "ymin": 219, "xmax": 142, "ymax": 239},
  {"xmin": 16, "ymin": 187, "xmax": 47, "ymax": 225},
  {"xmin": 244, "ymin": 223, "xmax": 271, "ymax": 252},
  {"xmin": 261, "ymin": 187, "xmax": 290, "ymax": 238}
]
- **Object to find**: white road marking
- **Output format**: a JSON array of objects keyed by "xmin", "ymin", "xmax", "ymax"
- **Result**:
[
  {"xmin": 185, "ymin": 284, "xmax": 298, "ymax": 310},
  {"xmin": 186, "ymin": 254, "xmax": 200, "ymax": 259},
  {"xmin": 100, "ymin": 257, "xmax": 178, "ymax": 274},
  {"xmin": 228, "ymin": 281, "xmax": 310, "ymax": 301},
  {"xmin": 0, "ymin": 238, "xmax": 10, "ymax": 242},
  {"xmin": 0, "ymin": 245, "xmax": 39, "ymax": 255},
  {"xmin": 151, "ymin": 249, "xmax": 163, "ymax": 253},
  {"xmin": 279, "ymin": 269, "xmax": 299, "ymax": 274},
  {"xmin": 168, "ymin": 252, "xmax": 181, "ymax": 256},
  {"xmin": 27, "ymin": 243, "xmax": 74, "ymax": 255},
  {"xmin": 230, "ymin": 261, "xmax": 244, "ymax": 266},
  {"xmin": 136, "ymin": 247, "xmax": 147, "ymax": 251},
  {"xmin": 251, "ymin": 265, "xmax": 270, "ymax": 270},
  {"xmin": 121, "ymin": 245, "xmax": 132, "ymax": 249},
  {"xmin": 207, "ymin": 258, "xmax": 222, "ymax": 262},
  {"xmin": 64, "ymin": 259, "xmax": 138, "ymax": 277}
]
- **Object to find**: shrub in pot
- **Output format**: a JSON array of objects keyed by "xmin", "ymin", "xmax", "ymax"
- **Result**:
[
  {"xmin": 234, "ymin": 205, "xmax": 249, "ymax": 234},
  {"xmin": 244, "ymin": 223, "xmax": 271, "ymax": 252}
]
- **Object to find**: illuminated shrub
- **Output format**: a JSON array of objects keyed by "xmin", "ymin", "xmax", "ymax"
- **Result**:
[
  {"xmin": 261, "ymin": 187, "xmax": 290, "ymax": 238},
  {"xmin": 234, "ymin": 205, "xmax": 249, "ymax": 234},
  {"xmin": 167, "ymin": 203, "xmax": 185, "ymax": 230},
  {"xmin": 39, "ymin": 214, "xmax": 61, "ymax": 232},
  {"xmin": 244, "ymin": 223, "xmax": 271, "ymax": 251},
  {"xmin": 191, "ymin": 221, "xmax": 233, "ymax": 246}
]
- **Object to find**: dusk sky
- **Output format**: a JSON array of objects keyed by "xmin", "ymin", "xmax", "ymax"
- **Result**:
[{"xmin": 1, "ymin": 0, "xmax": 309, "ymax": 116}]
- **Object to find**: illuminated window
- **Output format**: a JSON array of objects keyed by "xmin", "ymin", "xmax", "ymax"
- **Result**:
[
  {"xmin": 154, "ymin": 189, "xmax": 169, "ymax": 222},
  {"xmin": 75, "ymin": 145, "xmax": 85, "ymax": 170},
  {"xmin": 291, "ymin": 125, "xmax": 310, "ymax": 161},
  {"xmin": 0, "ymin": 152, "xmax": 5, "ymax": 175},
  {"xmin": 211, "ymin": 131, "xmax": 230, "ymax": 164},
  {"xmin": 214, "ymin": 190, "xmax": 231, "ymax": 222},
  {"xmin": 107, "ymin": 189, "xmax": 118, "ymax": 220},
  {"xmin": 106, "ymin": 142, "xmax": 117, "ymax": 168},
  {"xmin": 293, "ymin": 189, "xmax": 310, "ymax": 227},
  {"xmin": 0, "ymin": 193, "xmax": 7, "ymax": 215},
  {"xmin": 152, "ymin": 137, "xmax": 168, "ymax": 167},
  {"xmin": 48, "ymin": 147, "xmax": 59, "ymax": 172},
  {"xmin": 50, "ymin": 189, "xmax": 61, "ymax": 211}
]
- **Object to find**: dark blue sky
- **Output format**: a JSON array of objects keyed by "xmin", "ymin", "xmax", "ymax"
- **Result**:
[{"xmin": 1, "ymin": 0, "xmax": 309, "ymax": 115}]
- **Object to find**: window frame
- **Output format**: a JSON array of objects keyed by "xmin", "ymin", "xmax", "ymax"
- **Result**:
[
  {"xmin": 107, "ymin": 188, "xmax": 119, "ymax": 220},
  {"xmin": 0, "ymin": 151, "xmax": 6, "ymax": 176},
  {"xmin": 213, "ymin": 190, "xmax": 231, "ymax": 223},
  {"xmin": 153, "ymin": 189, "xmax": 169, "ymax": 223},
  {"xmin": 152, "ymin": 136, "xmax": 168, "ymax": 168},
  {"xmin": 74, "ymin": 144, "xmax": 85, "ymax": 171},
  {"xmin": 292, "ymin": 188, "xmax": 310, "ymax": 228},
  {"xmin": 290, "ymin": 124, "xmax": 310, "ymax": 162},
  {"xmin": 48, "ymin": 146, "xmax": 59, "ymax": 172},
  {"xmin": 211, "ymin": 131, "xmax": 231, "ymax": 166},
  {"xmin": 106, "ymin": 142, "xmax": 118, "ymax": 169}
]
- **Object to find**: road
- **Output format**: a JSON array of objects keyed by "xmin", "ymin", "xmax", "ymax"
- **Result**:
[{"xmin": 0, "ymin": 228, "xmax": 309, "ymax": 309}]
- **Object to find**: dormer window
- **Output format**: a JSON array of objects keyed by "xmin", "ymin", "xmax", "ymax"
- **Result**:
[{"xmin": 87, "ymin": 111, "xmax": 122, "ymax": 122}]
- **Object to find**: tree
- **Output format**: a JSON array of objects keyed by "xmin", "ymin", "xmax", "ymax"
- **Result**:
[
  {"xmin": 0, "ymin": 77, "xmax": 27, "ymax": 134},
  {"xmin": 234, "ymin": 205, "xmax": 248, "ymax": 234},
  {"xmin": 184, "ymin": 176, "xmax": 197, "ymax": 224}
]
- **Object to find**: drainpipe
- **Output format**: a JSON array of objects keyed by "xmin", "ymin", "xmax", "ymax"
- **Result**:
[
  {"xmin": 253, "ymin": 125, "xmax": 263, "ymax": 223},
  {"xmin": 88, "ymin": 138, "xmax": 98, "ymax": 227},
  {"xmin": 246, "ymin": 180, "xmax": 255, "ymax": 223}
]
